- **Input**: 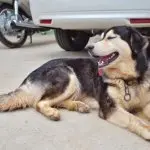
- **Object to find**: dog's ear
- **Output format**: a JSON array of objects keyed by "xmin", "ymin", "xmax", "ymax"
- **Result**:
[
  {"xmin": 129, "ymin": 27, "xmax": 148, "ymax": 54},
  {"xmin": 129, "ymin": 27, "xmax": 149, "ymax": 75}
]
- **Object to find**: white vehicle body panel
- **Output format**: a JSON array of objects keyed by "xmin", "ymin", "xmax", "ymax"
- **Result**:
[{"xmin": 29, "ymin": 0, "xmax": 150, "ymax": 29}]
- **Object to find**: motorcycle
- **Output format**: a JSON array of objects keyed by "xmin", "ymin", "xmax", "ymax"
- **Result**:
[{"xmin": 0, "ymin": 0, "xmax": 51, "ymax": 48}]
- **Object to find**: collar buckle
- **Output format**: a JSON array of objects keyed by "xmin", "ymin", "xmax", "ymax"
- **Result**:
[{"xmin": 124, "ymin": 82, "xmax": 131, "ymax": 101}]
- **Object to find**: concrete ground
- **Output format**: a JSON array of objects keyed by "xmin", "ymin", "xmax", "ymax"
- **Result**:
[{"xmin": 0, "ymin": 34, "xmax": 150, "ymax": 150}]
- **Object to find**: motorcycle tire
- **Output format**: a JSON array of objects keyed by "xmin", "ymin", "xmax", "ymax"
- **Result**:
[{"xmin": 0, "ymin": 4, "xmax": 28, "ymax": 48}]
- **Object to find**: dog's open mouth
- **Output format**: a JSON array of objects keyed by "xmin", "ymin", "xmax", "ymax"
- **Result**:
[{"xmin": 97, "ymin": 52, "xmax": 119, "ymax": 68}]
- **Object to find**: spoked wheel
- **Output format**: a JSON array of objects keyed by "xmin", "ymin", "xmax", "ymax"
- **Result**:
[{"xmin": 0, "ymin": 4, "xmax": 27, "ymax": 48}]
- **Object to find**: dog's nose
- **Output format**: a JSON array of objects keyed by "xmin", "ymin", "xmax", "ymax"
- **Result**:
[
  {"xmin": 87, "ymin": 45, "xmax": 94, "ymax": 51},
  {"xmin": 87, "ymin": 45, "xmax": 94, "ymax": 57}
]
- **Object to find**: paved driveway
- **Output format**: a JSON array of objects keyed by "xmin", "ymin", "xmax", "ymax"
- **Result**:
[{"xmin": 0, "ymin": 34, "xmax": 149, "ymax": 150}]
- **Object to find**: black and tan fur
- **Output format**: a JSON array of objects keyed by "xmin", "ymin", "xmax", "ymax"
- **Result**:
[
  {"xmin": 1, "ymin": 26, "xmax": 150, "ymax": 140},
  {"xmin": 0, "ymin": 58, "xmax": 100, "ymax": 121}
]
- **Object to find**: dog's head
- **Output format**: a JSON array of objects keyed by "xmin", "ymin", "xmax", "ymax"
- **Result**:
[{"xmin": 88, "ymin": 26, "xmax": 149, "ymax": 79}]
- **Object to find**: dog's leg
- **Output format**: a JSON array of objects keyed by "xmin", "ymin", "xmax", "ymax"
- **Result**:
[
  {"xmin": 35, "ymin": 72, "xmax": 82, "ymax": 120},
  {"xmin": 143, "ymin": 103, "xmax": 150, "ymax": 121},
  {"xmin": 58, "ymin": 99, "xmax": 90, "ymax": 113},
  {"xmin": 36, "ymin": 99, "xmax": 60, "ymax": 121},
  {"xmin": 134, "ymin": 111, "xmax": 149, "ymax": 124},
  {"xmin": 82, "ymin": 97, "xmax": 99, "ymax": 110},
  {"xmin": 107, "ymin": 106, "xmax": 150, "ymax": 140}
]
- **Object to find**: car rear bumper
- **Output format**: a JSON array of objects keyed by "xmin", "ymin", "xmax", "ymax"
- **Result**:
[{"xmin": 31, "ymin": 11, "xmax": 150, "ymax": 29}]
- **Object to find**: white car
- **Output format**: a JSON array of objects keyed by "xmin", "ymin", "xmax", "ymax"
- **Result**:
[{"xmin": 29, "ymin": 0, "xmax": 150, "ymax": 51}]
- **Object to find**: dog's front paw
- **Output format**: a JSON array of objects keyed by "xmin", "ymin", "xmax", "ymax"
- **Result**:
[{"xmin": 141, "ymin": 125, "xmax": 150, "ymax": 140}]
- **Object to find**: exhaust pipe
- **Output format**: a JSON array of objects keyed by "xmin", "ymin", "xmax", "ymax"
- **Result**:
[{"xmin": 11, "ymin": 20, "xmax": 42, "ymax": 30}]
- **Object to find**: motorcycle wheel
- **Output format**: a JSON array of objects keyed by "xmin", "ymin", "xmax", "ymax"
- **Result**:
[{"xmin": 0, "ymin": 4, "xmax": 28, "ymax": 48}]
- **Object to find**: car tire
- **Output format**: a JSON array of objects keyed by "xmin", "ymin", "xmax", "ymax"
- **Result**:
[{"xmin": 54, "ymin": 29, "xmax": 89, "ymax": 51}]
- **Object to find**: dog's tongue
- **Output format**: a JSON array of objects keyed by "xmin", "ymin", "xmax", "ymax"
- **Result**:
[
  {"xmin": 98, "ymin": 54, "xmax": 112, "ymax": 76},
  {"xmin": 98, "ymin": 68, "xmax": 103, "ymax": 76},
  {"xmin": 100, "ymin": 55, "xmax": 110, "ymax": 62}
]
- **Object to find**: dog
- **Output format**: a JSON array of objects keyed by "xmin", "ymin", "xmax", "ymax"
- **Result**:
[
  {"xmin": 0, "ymin": 58, "xmax": 101, "ymax": 120},
  {"xmin": 89, "ymin": 26, "xmax": 150, "ymax": 140},
  {"xmin": 1, "ymin": 26, "xmax": 150, "ymax": 140}
]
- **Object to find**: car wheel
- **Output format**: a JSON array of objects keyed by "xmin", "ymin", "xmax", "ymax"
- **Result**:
[{"xmin": 54, "ymin": 29, "xmax": 89, "ymax": 51}]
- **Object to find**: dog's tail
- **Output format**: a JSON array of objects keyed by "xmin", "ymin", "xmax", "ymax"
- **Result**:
[{"xmin": 0, "ymin": 88, "xmax": 37, "ymax": 111}]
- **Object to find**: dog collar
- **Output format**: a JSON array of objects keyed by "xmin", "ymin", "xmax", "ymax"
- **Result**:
[
  {"xmin": 98, "ymin": 67, "xmax": 134, "ymax": 101},
  {"xmin": 124, "ymin": 82, "xmax": 131, "ymax": 101},
  {"xmin": 124, "ymin": 80, "xmax": 138, "ymax": 101}
]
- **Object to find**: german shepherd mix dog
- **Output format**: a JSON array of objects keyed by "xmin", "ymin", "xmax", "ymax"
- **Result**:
[{"xmin": 0, "ymin": 26, "xmax": 150, "ymax": 140}]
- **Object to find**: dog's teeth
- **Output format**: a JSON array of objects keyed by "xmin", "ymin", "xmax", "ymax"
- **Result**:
[
  {"xmin": 109, "ymin": 55, "xmax": 113, "ymax": 60},
  {"xmin": 109, "ymin": 54, "xmax": 115, "ymax": 59}
]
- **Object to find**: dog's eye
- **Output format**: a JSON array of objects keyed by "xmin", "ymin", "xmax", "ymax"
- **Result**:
[{"xmin": 107, "ymin": 36, "xmax": 116, "ymax": 40}]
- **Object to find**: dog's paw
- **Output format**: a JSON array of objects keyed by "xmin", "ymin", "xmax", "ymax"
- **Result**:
[
  {"xmin": 76, "ymin": 102, "xmax": 90, "ymax": 113},
  {"xmin": 141, "ymin": 126, "xmax": 150, "ymax": 140},
  {"xmin": 48, "ymin": 108, "xmax": 61, "ymax": 121}
]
